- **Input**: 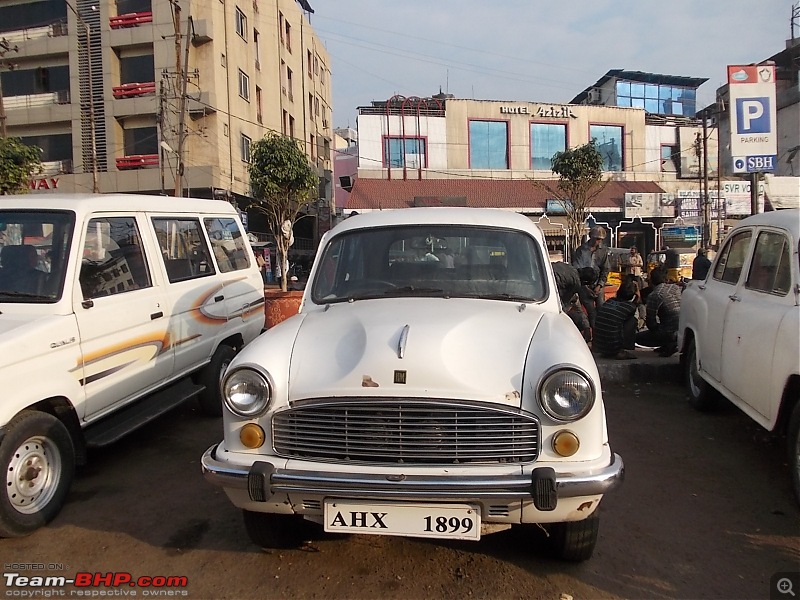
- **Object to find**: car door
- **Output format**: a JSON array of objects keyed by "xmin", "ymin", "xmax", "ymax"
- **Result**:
[
  {"xmin": 720, "ymin": 229, "xmax": 793, "ymax": 421},
  {"xmin": 696, "ymin": 229, "xmax": 753, "ymax": 383},
  {"xmin": 75, "ymin": 214, "xmax": 174, "ymax": 420}
]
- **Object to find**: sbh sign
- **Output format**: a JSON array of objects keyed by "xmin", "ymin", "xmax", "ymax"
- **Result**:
[{"xmin": 727, "ymin": 64, "xmax": 777, "ymax": 173}]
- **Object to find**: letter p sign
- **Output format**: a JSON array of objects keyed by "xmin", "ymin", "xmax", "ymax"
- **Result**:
[{"xmin": 736, "ymin": 97, "xmax": 770, "ymax": 134}]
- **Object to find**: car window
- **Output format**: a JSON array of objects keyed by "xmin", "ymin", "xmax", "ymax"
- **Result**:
[
  {"xmin": 152, "ymin": 217, "xmax": 215, "ymax": 283},
  {"xmin": 79, "ymin": 217, "xmax": 152, "ymax": 299},
  {"xmin": 311, "ymin": 224, "xmax": 547, "ymax": 303},
  {"xmin": 203, "ymin": 217, "xmax": 251, "ymax": 273},
  {"xmin": 746, "ymin": 231, "xmax": 792, "ymax": 295},
  {"xmin": 712, "ymin": 230, "xmax": 752, "ymax": 285}
]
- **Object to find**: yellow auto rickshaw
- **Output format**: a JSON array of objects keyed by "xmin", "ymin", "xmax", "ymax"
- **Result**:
[{"xmin": 646, "ymin": 250, "xmax": 694, "ymax": 282}]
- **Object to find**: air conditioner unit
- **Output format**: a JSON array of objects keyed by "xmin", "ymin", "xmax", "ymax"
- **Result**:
[{"xmin": 587, "ymin": 89, "xmax": 600, "ymax": 104}]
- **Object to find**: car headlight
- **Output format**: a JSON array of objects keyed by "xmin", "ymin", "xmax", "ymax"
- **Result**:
[
  {"xmin": 538, "ymin": 368, "xmax": 595, "ymax": 422},
  {"xmin": 223, "ymin": 368, "xmax": 271, "ymax": 417}
]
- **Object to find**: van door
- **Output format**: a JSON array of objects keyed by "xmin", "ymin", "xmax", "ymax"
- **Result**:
[
  {"xmin": 75, "ymin": 215, "xmax": 174, "ymax": 420},
  {"xmin": 150, "ymin": 216, "xmax": 222, "ymax": 377}
]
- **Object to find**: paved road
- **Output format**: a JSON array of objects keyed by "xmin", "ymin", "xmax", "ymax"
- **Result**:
[{"xmin": 2, "ymin": 383, "xmax": 798, "ymax": 599}]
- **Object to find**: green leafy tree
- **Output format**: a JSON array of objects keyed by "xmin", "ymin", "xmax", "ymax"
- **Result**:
[
  {"xmin": 0, "ymin": 137, "xmax": 42, "ymax": 195},
  {"xmin": 535, "ymin": 140, "xmax": 607, "ymax": 257},
  {"xmin": 248, "ymin": 132, "xmax": 318, "ymax": 291}
]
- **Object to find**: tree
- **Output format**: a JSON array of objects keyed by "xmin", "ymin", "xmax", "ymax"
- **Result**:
[
  {"xmin": 0, "ymin": 137, "xmax": 42, "ymax": 195},
  {"xmin": 535, "ymin": 140, "xmax": 607, "ymax": 258},
  {"xmin": 248, "ymin": 131, "xmax": 318, "ymax": 291}
]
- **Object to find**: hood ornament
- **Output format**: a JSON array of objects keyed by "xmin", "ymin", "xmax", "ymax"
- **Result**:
[{"xmin": 397, "ymin": 324, "xmax": 410, "ymax": 359}]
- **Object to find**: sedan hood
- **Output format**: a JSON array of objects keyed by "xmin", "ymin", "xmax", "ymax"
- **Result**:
[{"xmin": 288, "ymin": 299, "xmax": 544, "ymax": 407}]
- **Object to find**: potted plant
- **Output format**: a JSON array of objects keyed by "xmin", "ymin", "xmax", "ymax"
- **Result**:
[{"xmin": 248, "ymin": 132, "xmax": 318, "ymax": 327}]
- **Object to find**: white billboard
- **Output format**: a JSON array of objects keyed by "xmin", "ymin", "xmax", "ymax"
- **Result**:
[
  {"xmin": 624, "ymin": 193, "xmax": 675, "ymax": 218},
  {"xmin": 727, "ymin": 64, "xmax": 777, "ymax": 173}
]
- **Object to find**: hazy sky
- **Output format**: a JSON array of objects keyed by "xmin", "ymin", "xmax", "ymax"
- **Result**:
[{"xmin": 310, "ymin": 0, "xmax": 795, "ymax": 126}]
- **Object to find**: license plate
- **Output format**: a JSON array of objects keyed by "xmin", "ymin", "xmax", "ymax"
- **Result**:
[{"xmin": 323, "ymin": 500, "xmax": 481, "ymax": 541}]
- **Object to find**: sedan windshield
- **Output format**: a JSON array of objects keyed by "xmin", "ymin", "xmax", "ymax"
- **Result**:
[
  {"xmin": 311, "ymin": 224, "xmax": 548, "ymax": 304},
  {"xmin": 0, "ymin": 210, "xmax": 75, "ymax": 302}
]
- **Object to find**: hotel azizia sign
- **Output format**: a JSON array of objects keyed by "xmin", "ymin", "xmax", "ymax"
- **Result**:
[{"xmin": 500, "ymin": 105, "xmax": 577, "ymax": 118}]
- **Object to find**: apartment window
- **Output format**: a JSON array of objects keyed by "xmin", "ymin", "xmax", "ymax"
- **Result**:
[
  {"xmin": 289, "ymin": 116, "xmax": 295, "ymax": 140},
  {"xmin": 287, "ymin": 67, "xmax": 293, "ymax": 101},
  {"xmin": 313, "ymin": 55, "xmax": 319, "ymax": 76},
  {"xmin": 285, "ymin": 20, "xmax": 291, "ymax": 52},
  {"xmin": 123, "ymin": 126, "xmax": 157, "ymax": 155},
  {"xmin": 661, "ymin": 145, "xmax": 678, "ymax": 172},
  {"xmin": 308, "ymin": 93, "xmax": 313, "ymax": 119},
  {"xmin": 307, "ymin": 50, "xmax": 312, "ymax": 78},
  {"xmin": 254, "ymin": 29, "xmax": 260, "ymax": 69},
  {"xmin": 256, "ymin": 86, "xmax": 262, "ymax": 124},
  {"xmin": 590, "ymin": 124, "xmax": 623, "ymax": 171},
  {"xmin": 238, "ymin": 70, "xmax": 249, "ymax": 101},
  {"xmin": 530, "ymin": 123, "xmax": 566, "ymax": 171},
  {"xmin": 279, "ymin": 12, "xmax": 284, "ymax": 44},
  {"xmin": 310, "ymin": 134, "xmax": 315, "ymax": 160},
  {"xmin": 616, "ymin": 80, "xmax": 697, "ymax": 117},
  {"xmin": 320, "ymin": 66, "xmax": 325, "ymax": 86},
  {"xmin": 235, "ymin": 7, "xmax": 247, "ymax": 40},
  {"xmin": 241, "ymin": 134, "xmax": 252, "ymax": 162},
  {"xmin": 314, "ymin": 96, "xmax": 320, "ymax": 116},
  {"xmin": 469, "ymin": 120, "xmax": 508, "ymax": 169},
  {"xmin": 282, "ymin": 110, "xmax": 288, "ymax": 135},
  {"xmin": 384, "ymin": 137, "xmax": 426, "ymax": 168},
  {"xmin": 280, "ymin": 60, "xmax": 286, "ymax": 96}
]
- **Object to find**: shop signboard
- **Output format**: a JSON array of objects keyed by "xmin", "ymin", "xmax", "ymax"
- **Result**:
[
  {"xmin": 624, "ymin": 193, "xmax": 675, "ymax": 218},
  {"xmin": 662, "ymin": 226, "xmax": 701, "ymax": 244},
  {"xmin": 676, "ymin": 190, "xmax": 725, "ymax": 220},
  {"xmin": 722, "ymin": 180, "xmax": 765, "ymax": 215}
]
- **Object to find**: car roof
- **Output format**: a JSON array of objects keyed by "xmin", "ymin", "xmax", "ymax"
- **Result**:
[
  {"xmin": 733, "ymin": 209, "xmax": 800, "ymax": 236},
  {"xmin": 0, "ymin": 193, "xmax": 239, "ymax": 217}
]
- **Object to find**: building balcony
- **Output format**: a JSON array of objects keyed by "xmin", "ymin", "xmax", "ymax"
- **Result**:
[
  {"xmin": 3, "ymin": 90, "xmax": 70, "ymax": 110},
  {"xmin": 109, "ymin": 12, "xmax": 153, "ymax": 29},
  {"xmin": 40, "ymin": 159, "xmax": 73, "ymax": 176},
  {"xmin": 116, "ymin": 154, "xmax": 158, "ymax": 170},
  {"xmin": 113, "ymin": 82, "xmax": 156, "ymax": 99},
  {"xmin": 0, "ymin": 22, "xmax": 67, "ymax": 45}
]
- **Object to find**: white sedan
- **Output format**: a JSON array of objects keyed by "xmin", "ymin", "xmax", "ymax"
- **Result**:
[
  {"xmin": 679, "ymin": 209, "xmax": 800, "ymax": 503},
  {"xmin": 202, "ymin": 207, "xmax": 624, "ymax": 561}
]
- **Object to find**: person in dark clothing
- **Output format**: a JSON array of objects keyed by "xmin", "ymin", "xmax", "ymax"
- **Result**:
[
  {"xmin": 635, "ymin": 266, "xmax": 682, "ymax": 356},
  {"xmin": 663, "ymin": 245, "xmax": 680, "ymax": 270},
  {"xmin": 552, "ymin": 261, "xmax": 592, "ymax": 342},
  {"xmin": 692, "ymin": 248, "xmax": 712, "ymax": 280},
  {"xmin": 571, "ymin": 225, "xmax": 610, "ymax": 316},
  {"xmin": 593, "ymin": 279, "xmax": 639, "ymax": 360},
  {"xmin": 577, "ymin": 266, "xmax": 600, "ymax": 330}
]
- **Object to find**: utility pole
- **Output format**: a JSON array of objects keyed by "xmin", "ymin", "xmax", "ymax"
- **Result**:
[{"xmin": 702, "ymin": 116, "xmax": 710, "ymax": 250}]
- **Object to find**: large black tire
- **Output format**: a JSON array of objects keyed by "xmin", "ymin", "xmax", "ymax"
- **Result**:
[
  {"xmin": 242, "ymin": 510, "xmax": 311, "ymax": 549},
  {"xmin": 788, "ymin": 402, "xmax": 800, "ymax": 506},
  {"xmin": 685, "ymin": 339, "xmax": 719, "ymax": 412},
  {"xmin": 0, "ymin": 411, "xmax": 75, "ymax": 538},
  {"xmin": 197, "ymin": 345, "xmax": 237, "ymax": 417},
  {"xmin": 546, "ymin": 514, "xmax": 600, "ymax": 562}
]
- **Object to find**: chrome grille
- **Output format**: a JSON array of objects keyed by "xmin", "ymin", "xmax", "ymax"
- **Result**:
[{"xmin": 272, "ymin": 399, "xmax": 540, "ymax": 465}]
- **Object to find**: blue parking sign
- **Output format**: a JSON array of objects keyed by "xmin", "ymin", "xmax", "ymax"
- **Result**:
[{"xmin": 735, "ymin": 97, "xmax": 771, "ymax": 134}]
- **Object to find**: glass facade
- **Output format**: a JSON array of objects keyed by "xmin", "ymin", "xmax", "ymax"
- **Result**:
[
  {"xmin": 616, "ymin": 80, "xmax": 697, "ymax": 116},
  {"xmin": 384, "ymin": 137, "xmax": 426, "ymax": 168},
  {"xmin": 590, "ymin": 125, "xmax": 623, "ymax": 171},
  {"xmin": 530, "ymin": 123, "xmax": 566, "ymax": 171},
  {"xmin": 469, "ymin": 120, "xmax": 508, "ymax": 169}
]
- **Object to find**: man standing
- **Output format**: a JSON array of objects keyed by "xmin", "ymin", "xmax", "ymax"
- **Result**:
[
  {"xmin": 635, "ymin": 266, "xmax": 682, "ymax": 357},
  {"xmin": 692, "ymin": 248, "xmax": 711, "ymax": 280},
  {"xmin": 571, "ymin": 225, "xmax": 610, "ymax": 322},
  {"xmin": 627, "ymin": 246, "xmax": 643, "ymax": 278}
]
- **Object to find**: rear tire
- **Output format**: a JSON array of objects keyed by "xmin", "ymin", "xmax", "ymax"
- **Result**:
[
  {"xmin": 242, "ymin": 510, "xmax": 309, "ymax": 549},
  {"xmin": 0, "ymin": 411, "xmax": 75, "ymax": 538},
  {"xmin": 685, "ymin": 339, "xmax": 719, "ymax": 412},
  {"xmin": 546, "ymin": 514, "xmax": 600, "ymax": 562},
  {"xmin": 788, "ymin": 402, "xmax": 800, "ymax": 506},
  {"xmin": 197, "ymin": 345, "xmax": 236, "ymax": 417}
]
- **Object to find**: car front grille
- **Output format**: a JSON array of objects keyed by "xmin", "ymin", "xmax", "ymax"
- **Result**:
[{"xmin": 272, "ymin": 398, "xmax": 540, "ymax": 465}]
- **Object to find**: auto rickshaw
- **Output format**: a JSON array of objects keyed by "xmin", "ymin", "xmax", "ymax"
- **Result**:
[{"xmin": 646, "ymin": 249, "xmax": 694, "ymax": 282}]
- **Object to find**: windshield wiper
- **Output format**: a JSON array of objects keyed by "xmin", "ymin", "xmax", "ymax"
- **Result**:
[
  {"xmin": 476, "ymin": 293, "xmax": 534, "ymax": 302},
  {"xmin": 387, "ymin": 285, "xmax": 447, "ymax": 296},
  {"xmin": 0, "ymin": 291, "xmax": 52, "ymax": 300}
]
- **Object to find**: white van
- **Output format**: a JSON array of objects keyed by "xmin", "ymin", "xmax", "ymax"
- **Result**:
[{"xmin": 0, "ymin": 194, "xmax": 265, "ymax": 536}]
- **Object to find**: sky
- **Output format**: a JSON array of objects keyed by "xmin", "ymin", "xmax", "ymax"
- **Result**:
[{"xmin": 309, "ymin": 0, "xmax": 796, "ymax": 127}]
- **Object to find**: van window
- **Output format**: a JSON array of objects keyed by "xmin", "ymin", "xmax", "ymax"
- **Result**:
[
  {"xmin": 203, "ymin": 217, "xmax": 251, "ymax": 273},
  {"xmin": 152, "ymin": 218, "xmax": 214, "ymax": 283},
  {"xmin": 79, "ymin": 217, "xmax": 152, "ymax": 299}
]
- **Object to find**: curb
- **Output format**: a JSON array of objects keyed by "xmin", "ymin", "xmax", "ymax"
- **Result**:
[{"xmin": 595, "ymin": 350, "xmax": 682, "ymax": 385}]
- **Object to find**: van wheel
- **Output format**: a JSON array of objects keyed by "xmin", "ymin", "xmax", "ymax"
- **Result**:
[
  {"xmin": 0, "ymin": 411, "xmax": 75, "ymax": 538},
  {"xmin": 197, "ymin": 345, "xmax": 236, "ymax": 417},
  {"xmin": 546, "ymin": 515, "xmax": 600, "ymax": 562},
  {"xmin": 788, "ymin": 402, "xmax": 800, "ymax": 506},
  {"xmin": 685, "ymin": 340, "xmax": 719, "ymax": 412}
]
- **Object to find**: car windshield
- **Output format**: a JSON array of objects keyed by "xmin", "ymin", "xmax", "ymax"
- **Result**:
[
  {"xmin": 0, "ymin": 210, "xmax": 75, "ymax": 303},
  {"xmin": 311, "ymin": 224, "xmax": 548, "ymax": 304}
]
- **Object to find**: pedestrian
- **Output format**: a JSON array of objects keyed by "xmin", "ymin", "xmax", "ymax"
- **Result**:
[
  {"xmin": 593, "ymin": 279, "xmax": 639, "ymax": 360},
  {"xmin": 571, "ymin": 225, "xmax": 610, "ymax": 322},
  {"xmin": 627, "ymin": 246, "xmax": 643, "ymax": 278},
  {"xmin": 254, "ymin": 250, "xmax": 267, "ymax": 283},
  {"xmin": 552, "ymin": 261, "xmax": 592, "ymax": 342},
  {"xmin": 635, "ymin": 266, "xmax": 682, "ymax": 357},
  {"xmin": 692, "ymin": 248, "xmax": 711, "ymax": 280}
]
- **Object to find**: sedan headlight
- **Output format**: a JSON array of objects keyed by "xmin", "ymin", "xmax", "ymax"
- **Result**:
[
  {"xmin": 223, "ymin": 368, "xmax": 271, "ymax": 417},
  {"xmin": 538, "ymin": 368, "xmax": 595, "ymax": 422}
]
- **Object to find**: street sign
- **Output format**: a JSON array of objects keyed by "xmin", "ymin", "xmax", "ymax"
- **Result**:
[{"xmin": 727, "ymin": 65, "xmax": 777, "ymax": 173}]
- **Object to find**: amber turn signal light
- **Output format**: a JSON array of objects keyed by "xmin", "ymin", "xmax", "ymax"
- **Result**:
[
  {"xmin": 239, "ymin": 423, "xmax": 266, "ymax": 449},
  {"xmin": 552, "ymin": 430, "xmax": 580, "ymax": 457}
]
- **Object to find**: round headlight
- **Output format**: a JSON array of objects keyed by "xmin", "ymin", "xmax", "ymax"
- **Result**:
[
  {"xmin": 539, "ymin": 369, "xmax": 595, "ymax": 422},
  {"xmin": 223, "ymin": 368, "xmax": 271, "ymax": 417}
]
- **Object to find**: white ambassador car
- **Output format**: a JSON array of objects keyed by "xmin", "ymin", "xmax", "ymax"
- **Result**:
[
  {"xmin": 678, "ymin": 209, "xmax": 800, "ymax": 503},
  {"xmin": 202, "ymin": 208, "xmax": 624, "ymax": 561}
]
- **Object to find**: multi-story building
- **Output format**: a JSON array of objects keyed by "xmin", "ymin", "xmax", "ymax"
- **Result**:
[{"xmin": 1, "ymin": 0, "xmax": 333, "ymax": 234}]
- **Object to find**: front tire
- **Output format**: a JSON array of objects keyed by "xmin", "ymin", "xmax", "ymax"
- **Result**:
[
  {"xmin": 0, "ymin": 411, "xmax": 75, "ymax": 538},
  {"xmin": 685, "ymin": 339, "xmax": 719, "ymax": 412},
  {"xmin": 546, "ymin": 515, "xmax": 600, "ymax": 562},
  {"xmin": 242, "ymin": 510, "xmax": 310, "ymax": 549},
  {"xmin": 197, "ymin": 345, "xmax": 237, "ymax": 417},
  {"xmin": 788, "ymin": 402, "xmax": 800, "ymax": 506}
]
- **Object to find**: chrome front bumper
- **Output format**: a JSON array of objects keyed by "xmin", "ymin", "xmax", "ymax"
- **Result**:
[{"xmin": 201, "ymin": 444, "xmax": 624, "ymax": 508}]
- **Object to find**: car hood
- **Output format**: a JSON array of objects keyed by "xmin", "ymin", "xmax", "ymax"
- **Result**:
[{"xmin": 287, "ymin": 298, "xmax": 545, "ymax": 407}]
